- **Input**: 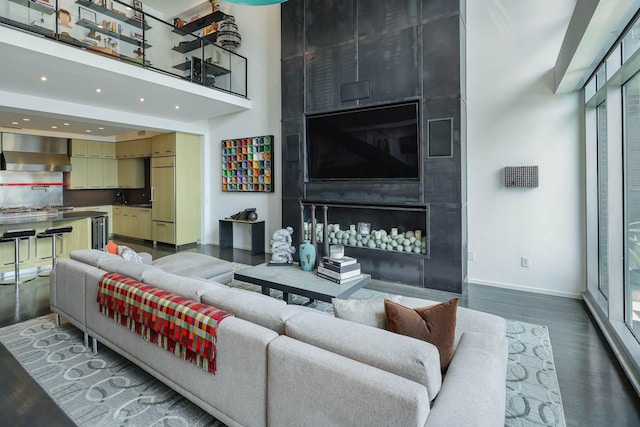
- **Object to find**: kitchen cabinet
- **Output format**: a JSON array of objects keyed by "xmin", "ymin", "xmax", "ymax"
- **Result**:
[
  {"xmin": 87, "ymin": 158, "xmax": 105, "ymax": 188},
  {"xmin": 117, "ymin": 158, "xmax": 145, "ymax": 188},
  {"xmin": 150, "ymin": 132, "xmax": 201, "ymax": 246},
  {"xmin": 112, "ymin": 206, "xmax": 152, "ymax": 240},
  {"xmin": 151, "ymin": 157, "xmax": 175, "ymax": 223},
  {"xmin": 103, "ymin": 158, "xmax": 118, "ymax": 188},
  {"xmin": 151, "ymin": 133, "xmax": 176, "ymax": 157},
  {"xmin": 116, "ymin": 138, "xmax": 152, "ymax": 159},
  {"xmin": 67, "ymin": 157, "xmax": 88, "ymax": 189},
  {"xmin": 67, "ymin": 140, "xmax": 118, "ymax": 189},
  {"xmin": 69, "ymin": 139, "xmax": 89, "ymax": 157}
]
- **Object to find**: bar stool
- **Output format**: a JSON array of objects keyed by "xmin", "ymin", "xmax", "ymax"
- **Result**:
[
  {"xmin": 36, "ymin": 226, "xmax": 73, "ymax": 277},
  {"xmin": 1, "ymin": 229, "xmax": 36, "ymax": 286}
]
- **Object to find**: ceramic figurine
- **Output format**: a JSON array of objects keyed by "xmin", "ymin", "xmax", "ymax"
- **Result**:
[{"xmin": 269, "ymin": 227, "xmax": 295, "ymax": 264}]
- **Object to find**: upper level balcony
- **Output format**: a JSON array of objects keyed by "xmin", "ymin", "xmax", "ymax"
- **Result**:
[{"xmin": 0, "ymin": 0, "xmax": 250, "ymax": 126}]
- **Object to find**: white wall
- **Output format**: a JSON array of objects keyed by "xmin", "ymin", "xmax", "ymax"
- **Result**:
[
  {"xmin": 202, "ymin": 4, "xmax": 281, "ymax": 250},
  {"xmin": 467, "ymin": 0, "xmax": 584, "ymax": 298}
]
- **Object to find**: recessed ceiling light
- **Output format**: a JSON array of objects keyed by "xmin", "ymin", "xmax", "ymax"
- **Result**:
[
  {"xmin": 139, "ymin": 97, "xmax": 144, "ymax": 102},
  {"xmin": 96, "ymin": 88, "xmax": 102, "ymax": 93},
  {"xmin": 175, "ymin": 105, "xmax": 180, "ymax": 109},
  {"xmin": 40, "ymin": 76, "xmax": 47, "ymax": 81},
  {"xmin": 63, "ymin": 123, "xmax": 70, "ymax": 126},
  {"xmin": 23, "ymin": 118, "xmax": 30, "ymax": 122},
  {"xmin": 86, "ymin": 129, "xmax": 92, "ymax": 133},
  {"xmin": 11, "ymin": 121, "xmax": 18, "ymax": 125},
  {"xmin": 98, "ymin": 127, "xmax": 104, "ymax": 130},
  {"xmin": 51, "ymin": 126, "xmax": 57, "ymax": 129}
]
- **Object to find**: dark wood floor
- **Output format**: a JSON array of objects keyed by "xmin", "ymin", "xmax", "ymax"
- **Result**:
[{"xmin": 0, "ymin": 240, "xmax": 639, "ymax": 426}]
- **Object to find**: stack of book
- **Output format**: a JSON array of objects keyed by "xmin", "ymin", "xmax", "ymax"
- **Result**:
[{"xmin": 317, "ymin": 256, "xmax": 363, "ymax": 284}]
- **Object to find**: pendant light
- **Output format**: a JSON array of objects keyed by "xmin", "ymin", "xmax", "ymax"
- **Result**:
[{"xmin": 225, "ymin": 0, "xmax": 286, "ymax": 5}]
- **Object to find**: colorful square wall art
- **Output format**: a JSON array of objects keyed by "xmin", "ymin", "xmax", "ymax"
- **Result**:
[{"xmin": 221, "ymin": 135, "xmax": 273, "ymax": 192}]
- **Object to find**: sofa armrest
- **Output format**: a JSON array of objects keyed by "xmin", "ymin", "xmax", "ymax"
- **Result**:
[
  {"xmin": 268, "ymin": 336, "xmax": 430, "ymax": 427},
  {"xmin": 139, "ymin": 252, "xmax": 152, "ymax": 265},
  {"xmin": 425, "ymin": 332, "xmax": 507, "ymax": 427}
]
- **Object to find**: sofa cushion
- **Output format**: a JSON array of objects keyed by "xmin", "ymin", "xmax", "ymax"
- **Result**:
[
  {"xmin": 285, "ymin": 311, "xmax": 442, "ymax": 400},
  {"xmin": 70, "ymin": 249, "xmax": 121, "ymax": 267},
  {"xmin": 332, "ymin": 295, "xmax": 401, "ymax": 329},
  {"xmin": 385, "ymin": 298, "xmax": 459, "ymax": 372},
  {"xmin": 142, "ymin": 269, "xmax": 229, "ymax": 302},
  {"xmin": 98, "ymin": 258, "xmax": 159, "ymax": 282},
  {"xmin": 152, "ymin": 252, "xmax": 233, "ymax": 281},
  {"xmin": 201, "ymin": 288, "xmax": 315, "ymax": 335}
]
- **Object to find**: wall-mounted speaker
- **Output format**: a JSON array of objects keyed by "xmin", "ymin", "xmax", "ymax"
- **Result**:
[
  {"xmin": 504, "ymin": 166, "xmax": 539, "ymax": 188},
  {"xmin": 286, "ymin": 134, "xmax": 300, "ymax": 162},
  {"xmin": 428, "ymin": 118, "xmax": 453, "ymax": 157}
]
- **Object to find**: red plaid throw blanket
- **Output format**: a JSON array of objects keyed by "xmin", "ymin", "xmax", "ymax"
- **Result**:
[{"xmin": 97, "ymin": 272, "xmax": 233, "ymax": 374}]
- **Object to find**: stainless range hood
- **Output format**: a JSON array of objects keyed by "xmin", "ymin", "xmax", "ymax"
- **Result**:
[{"xmin": 1, "ymin": 133, "xmax": 71, "ymax": 172}]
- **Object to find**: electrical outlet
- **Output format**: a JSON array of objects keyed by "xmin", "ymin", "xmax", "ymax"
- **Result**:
[
  {"xmin": 521, "ymin": 257, "xmax": 530, "ymax": 268},
  {"xmin": 468, "ymin": 251, "xmax": 475, "ymax": 261}
]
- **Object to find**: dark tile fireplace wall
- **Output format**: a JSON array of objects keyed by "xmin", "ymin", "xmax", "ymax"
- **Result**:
[{"xmin": 280, "ymin": 0, "xmax": 467, "ymax": 293}]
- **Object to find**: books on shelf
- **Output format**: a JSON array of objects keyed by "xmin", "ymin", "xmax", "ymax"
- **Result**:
[
  {"xmin": 317, "ymin": 272, "xmax": 365, "ymax": 285},
  {"xmin": 321, "ymin": 256, "xmax": 357, "ymax": 267}
]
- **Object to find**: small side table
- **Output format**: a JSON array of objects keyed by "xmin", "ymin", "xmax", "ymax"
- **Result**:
[{"xmin": 219, "ymin": 219, "xmax": 265, "ymax": 255}]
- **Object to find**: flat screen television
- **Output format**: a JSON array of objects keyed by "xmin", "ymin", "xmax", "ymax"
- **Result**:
[{"xmin": 306, "ymin": 101, "xmax": 420, "ymax": 181}]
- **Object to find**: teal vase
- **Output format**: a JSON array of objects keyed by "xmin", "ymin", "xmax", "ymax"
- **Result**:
[{"xmin": 299, "ymin": 240, "xmax": 316, "ymax": 271}]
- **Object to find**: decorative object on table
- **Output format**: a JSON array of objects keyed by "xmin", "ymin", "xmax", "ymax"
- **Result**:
[
  {"xmin": 221, "ymin": 135, "xmax": 273, "ymax": 192},
  {"xmin": 216, "ymin": 15, "xmax": 241, "ymax": 52},
  {"xmin": 227, "ymin": 208, "xmax": 257, "ymax": 221},
  {"xmin": 317, "ymin": 255, "xmax": 363, "ymax": 284},
  {"xmin": 322, "ymin": 205, "xmax": 329, "ymax": 257},
  {"xmin": 269, "ymin": 227, "xmax": 295, "ymax": 265},
  {"xmin": 329, "ymin": 244, "xmax": 344, "ymax": 259},
  {"xmin": 310, "ymin": 204, "xmax": 319, "ymax": 268},
  {"xmin": 318, "ymin": 254, "xmax": 362, "ymax": 283},
  {"xmin": 299, "ymin": 200, "xmax": 305, "ymax": 247},
  {"xmin": 299, "ymin": 239, "xmax": 316, "ymax": 272}
]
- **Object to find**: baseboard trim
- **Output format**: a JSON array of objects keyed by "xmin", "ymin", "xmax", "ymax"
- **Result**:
[{"xmin": 469, "ymin": 278, "xmax": 583, "ymax": 299}]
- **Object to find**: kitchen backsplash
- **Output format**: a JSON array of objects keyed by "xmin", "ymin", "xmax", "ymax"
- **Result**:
[{"xmin": 63, "ymin": 187, "xmax": 151, "ymax": 207}]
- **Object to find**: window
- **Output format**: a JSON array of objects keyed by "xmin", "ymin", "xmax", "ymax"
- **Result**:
[
  {"xmin": 597, "ymin": 101, "xmax": 609, "ymax": 299},
  {"xmin": 624, "ymin": 75, "xmax": 640, "ymax": 337}
]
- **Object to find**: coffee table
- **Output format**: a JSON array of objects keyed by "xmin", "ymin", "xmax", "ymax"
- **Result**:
[{"xmin": 233, "ymin": 263, "xmax": 371, "ymax": 305}]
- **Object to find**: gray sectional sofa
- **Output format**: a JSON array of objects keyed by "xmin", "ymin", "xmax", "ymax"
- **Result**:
[{"xmin": 50, "ymin": 249, "xmax": 508, "ymax": 427}]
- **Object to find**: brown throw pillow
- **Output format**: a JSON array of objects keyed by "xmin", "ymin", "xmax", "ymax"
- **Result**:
[{"xmin": 384, "ymin": 298, "xmax": 459, "ymax": 372}]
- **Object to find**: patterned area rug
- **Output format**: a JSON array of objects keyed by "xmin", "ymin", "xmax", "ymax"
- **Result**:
[{"xmin": 0, "ymin": 272, "xmax": 566, "ymax": 426}]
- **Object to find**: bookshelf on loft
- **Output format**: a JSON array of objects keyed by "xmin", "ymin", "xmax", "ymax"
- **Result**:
[{"xmin": 171, "ymin": 10, "xmax": 231, "ymax": 83}]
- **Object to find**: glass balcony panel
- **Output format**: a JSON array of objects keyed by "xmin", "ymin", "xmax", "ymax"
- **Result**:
[
  {"xmin": 2, "ymin": 0, "xmax": 56, "ymax": 38},
  {"xmin": 0, "ymin": 0, "xmax": 247, "ymax": 98}
]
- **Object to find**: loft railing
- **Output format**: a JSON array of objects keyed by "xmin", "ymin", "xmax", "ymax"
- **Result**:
[{"xmin": 0, "ymin": 0, "xmax": 248, "ymax": 98}]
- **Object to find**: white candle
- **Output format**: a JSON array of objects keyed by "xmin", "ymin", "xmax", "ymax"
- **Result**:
[
  {"xmin": 391, "ymin": 228, "xmax": 398, "ymax": 237},
  {"xmin": 415, "ymin": 230, "xmax": 422, "ymax": 239},
  {"xmin": 330, "ymin": 245, "xmax": 344, "ymax": 259}
]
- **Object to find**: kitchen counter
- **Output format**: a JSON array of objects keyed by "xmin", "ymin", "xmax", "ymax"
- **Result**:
[{"xmin": 0, "ymin": 210, "xmax": 107, "ymax": 226}]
